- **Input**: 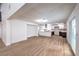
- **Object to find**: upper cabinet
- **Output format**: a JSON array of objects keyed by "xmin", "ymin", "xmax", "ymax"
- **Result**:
[{"xmin": 1, "ymin": 3, "xmax": 25, "ymax": 20}]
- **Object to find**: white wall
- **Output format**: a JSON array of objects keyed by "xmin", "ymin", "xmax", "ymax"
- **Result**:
[
  {"xmin": 9, "ymin": 20, "xmax": 27, "ymax": 44},
  {"xmin": 1, "ymin": 3, "xmax": 25, "ymax": 45},
  {"xmin": 0, "ymin": 19, "xmax": 27, "ymax": 45},
  {"xmin": 2, "ymin": 19, "xmax": 39, "ymax": 45},
  {"xmin": 67, "ymin": 4, "xmax": 79, "ymax": 55},
  {"xmin": 27, "ymin": 24, "xmax": 38, "ymax": 37},
  {"xmin": 9, "ymin": 20, "xmax": 38, "ymax": 44},
  {"xmin": 74, "ymin": 5, "xmax": 79, "ymax": 56},
  {"xmin": 76, "ymin": 16, "xmax": 79, "ymax": 56}
]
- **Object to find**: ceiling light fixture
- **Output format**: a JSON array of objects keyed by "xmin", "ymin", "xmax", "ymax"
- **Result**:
[{"xmin": 35, "ymin": 18, "xmax": 48, "ymax": 23}]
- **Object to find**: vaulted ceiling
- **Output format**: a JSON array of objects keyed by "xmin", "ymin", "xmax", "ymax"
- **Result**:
[{"xmin": 9, "ymin": 3, "xmax": 76, "ymax": 24}]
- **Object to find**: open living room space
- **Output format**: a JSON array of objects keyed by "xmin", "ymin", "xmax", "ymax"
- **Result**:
[{"xmin": 0, "ymin": 3, "xmax": 78, "ymax": 56}]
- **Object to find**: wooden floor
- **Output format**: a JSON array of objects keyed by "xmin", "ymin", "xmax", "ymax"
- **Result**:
[
  {"xmin": 0, "ymin": 39, "xmax": 5, "ymax": 48},
  {"xmin": 0, "ymin": 35, "xmax": 74, "ymax": 56}
]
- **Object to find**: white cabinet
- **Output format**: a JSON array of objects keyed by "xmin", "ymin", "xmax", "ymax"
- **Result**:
[{"xmin": 39, "ymin": 31, "xmax": 51, "ymax": 37}]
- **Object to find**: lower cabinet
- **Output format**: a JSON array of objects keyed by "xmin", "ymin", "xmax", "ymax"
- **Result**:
[{"xmin": 59, "ymin": 32, "xmax": 66, "ymax": 38}]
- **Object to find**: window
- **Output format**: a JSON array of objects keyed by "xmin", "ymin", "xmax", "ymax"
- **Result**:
[{"xmin": 71, "ymin": 18, "xmax": 76, "ymax": 54}]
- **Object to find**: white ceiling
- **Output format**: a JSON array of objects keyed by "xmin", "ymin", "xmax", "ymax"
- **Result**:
[{"xmin": 9, "ymin": 3, "xmax": 76, "ymax": 24}]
